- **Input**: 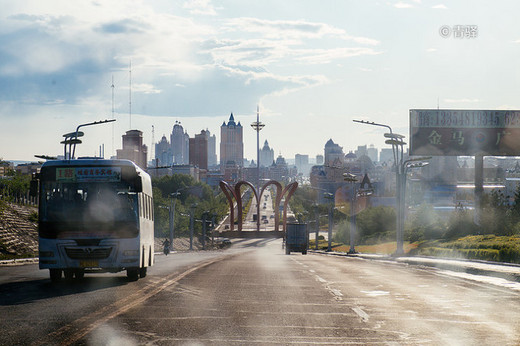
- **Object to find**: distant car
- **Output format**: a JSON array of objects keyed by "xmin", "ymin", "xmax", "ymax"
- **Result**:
[{"xmin": 263, "ymin": 219, "xmax": 268, "ymax": 224}]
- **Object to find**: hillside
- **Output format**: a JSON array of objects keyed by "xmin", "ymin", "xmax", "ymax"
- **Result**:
[{"xmin": 0, "ymin": 202, "xmax": 38, "ymax": 258}]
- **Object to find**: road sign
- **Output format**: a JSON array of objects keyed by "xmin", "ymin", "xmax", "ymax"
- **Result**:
[{"xmin": 410, "ymin": 109, "xmax": 520, "ymax": 156}]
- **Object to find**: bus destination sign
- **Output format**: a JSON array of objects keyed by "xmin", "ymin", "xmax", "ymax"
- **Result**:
[
  {"xmin": 56, "ymin": 167, "xmax": 122, "ymax": 182},
  {"xmin": 410, "ymin": 109, "xmax": 520, "ymax": 156}
]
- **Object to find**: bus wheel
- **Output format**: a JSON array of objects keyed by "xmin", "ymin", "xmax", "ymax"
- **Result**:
[
  {"xmin": 49, "ymin": 269, "xmax": 62, "ymax": 282},
  {"xmin": 74, "ymin": 269, "xmax": 85, "ymax": 280},
  {"xmin": 64, "ymin": 269, "xmax": 74, "ymax": 281},
  {"xmin": 127, "ymin": 268, "xmax": 139, "ymax": 281},
  {"xmin": 139, "ymin": 267, "xmax": 147, "ymax": 278}
]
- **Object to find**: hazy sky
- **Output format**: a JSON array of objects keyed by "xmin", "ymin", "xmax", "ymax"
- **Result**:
[{"xmin": 1, "ymin": 0, "xmax": 520, "ymax": 162}]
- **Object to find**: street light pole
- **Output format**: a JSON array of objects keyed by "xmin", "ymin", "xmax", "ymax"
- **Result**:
[
  {"xmin": 251, "ymin": 105, "xmax": 265, "ymax": 232},
  {"xmin": 189, "ymin": 203, "xmax": 197, "ymax": 251},
  {"xmin": 314, "ymin": 204, "xmax": 319, "ymax": 250},
  {"xmin": 323, "ymin": 192, "xmax": 334, "ymax": 252},
  {"xmin": 343, "ymin": 173, "xmax": 358, "ymax": 254},
  {"xmin": 353, "ymin": 119, "xmax": 407, "ymax": 255},
  {"xmin": 400, "ymin": 157, "xmax": 431, "ymax": 251}
]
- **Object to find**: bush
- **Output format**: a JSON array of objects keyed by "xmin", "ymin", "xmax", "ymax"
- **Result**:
[
  {"xmin": 443, "ymin": 209, "xmax": 479, "ymax": 239},
  {"xmin": 405, "ymin": 204, "xmax": 445, "ymax": 242},
  {"xmin": 355, "ymin": 206, "xmax": 395, "ymax": 243}
]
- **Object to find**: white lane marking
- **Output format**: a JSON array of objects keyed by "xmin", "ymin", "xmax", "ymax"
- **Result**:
[
  {"xmin": 315, "ymin": 275, "xmax": 327, "ymax": 283},
  {"xmin": 352, "ymin": 307, "xmax": 370, "ymax": 322},
  {"xmin": 308, "ymin": 269, "xmax": 315, "ymax": 273},
  {"xmin": 361, "ymin": 290, "xmax": 390, "ymax": 297}
]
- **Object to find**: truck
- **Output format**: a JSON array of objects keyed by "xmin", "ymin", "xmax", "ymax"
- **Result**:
[{"xmin": 285, "ymin": 223, "xmax": 308, "ymax": 255}]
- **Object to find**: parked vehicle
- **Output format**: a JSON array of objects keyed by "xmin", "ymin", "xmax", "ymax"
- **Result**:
[{"xmin": 285, "ymin": 223, "xmax": 308, "ymax": 255}]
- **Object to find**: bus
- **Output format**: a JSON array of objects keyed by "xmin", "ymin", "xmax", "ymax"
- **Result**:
[{"xmin": 32, "ymin": 159, "xmax": 154, "ymax": 282}]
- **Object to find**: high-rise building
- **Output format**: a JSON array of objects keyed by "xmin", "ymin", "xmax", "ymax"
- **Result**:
[
  {"xmin": 116, "ymin": 130, "xmax": 148, "ymax": 169},
  {"xmin": 171, "ymin": 121, "xmax": 189, "ymax": 164},
  {"xmin": 155, "ymin": 135, "xmax": 172, "ymax": 166},
  {"xmin": 189, "ymin": 130, "xmax": 208, "ymax": 170},
  {"xmin": 379, "ymin": 148, "xmax": 394, "ymax": 165},
  {"xmin": 316, "ymin": 155, "xmax": 324, "ymax": 165},
  {"xmin": 260, "ymin": 140, "xmax": 274, "ymax": 167},
  {"xmin": 355, "ymin": 145, "xmax": 367, "ymax": 158},
  {"xmin": 367, "ymin": 144, "xmax": 378, "ymax": 163},
  {"xmin": 205, "ymin": 129, "xmax": 217, "ymax": 167},
  {"xmin": 295, "ymin": 154, "xmax": 309, "ymax": 175},
  {"xmin": 220, "ymin": 113, "xmax": 243, "ymax": 168},
  {"xmin": 324, "ymin": 139, "xmax": 344, "ymax": 166}
]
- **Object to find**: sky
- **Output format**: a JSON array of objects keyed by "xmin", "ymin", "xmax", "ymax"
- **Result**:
[{"xmin": 1, "ymin": 0, "xmax": 520, "ymax": 162}]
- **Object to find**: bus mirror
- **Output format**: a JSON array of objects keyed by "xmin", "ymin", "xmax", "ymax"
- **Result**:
[
  {"xmin": 133, "ymin": 178, "xmax": 143, "ymax": 193},
  {"xmin": 29, "ymin": 179, "xmax": 39, "ymax": 197}
]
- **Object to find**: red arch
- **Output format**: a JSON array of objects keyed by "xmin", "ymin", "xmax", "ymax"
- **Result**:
[
  {"xmin": 219, "ymin": 181, "xmax": 238, "ymax": 232},
  {"xmin": 281, "ymin": 182, "xmax": 299, "ymax": 232},
  {"xmin": 219, "ymin": 180, "xmax": 299, "ymax": 234}
]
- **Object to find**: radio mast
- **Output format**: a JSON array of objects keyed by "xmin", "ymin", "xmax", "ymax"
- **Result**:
[
  {"xmin": 111, "ymin": 75, "xmax": 115, "ymax": 157},
  {"xmin": 151, "ymin": 125, "xmax": 155, "ymax": 167},
  {"xmin": 129, "ymin": 60, "xmax": 132, "ymax": 130}
]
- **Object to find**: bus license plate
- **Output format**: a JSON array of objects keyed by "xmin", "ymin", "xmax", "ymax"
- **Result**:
[{"xmin": 80, "ymin": 260, "xmax": 98, "ymax": 268}]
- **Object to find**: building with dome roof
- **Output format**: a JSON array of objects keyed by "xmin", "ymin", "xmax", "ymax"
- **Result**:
[{"xmin": 324, "ymin": 139, "xmax": 344, "ymax": 166}]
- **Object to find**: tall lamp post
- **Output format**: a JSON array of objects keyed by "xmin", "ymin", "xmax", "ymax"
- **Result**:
[
  {"xmin": 323, "ymin": 192, "xmax": 334, "ymax": 252},
  {"xmin": 189, "ymin": 203, "xmax": 197, "ymax": 251},
  {"xmin": 251, "ymin": 105, "xmax": 265, "ymax": 232},
  {"xmin": 400, "ymin": 157, "xmax": 431, "ymax": 249},
  {"xmin": 353, "ymin": 119, "xmax": 407, "ymax": 255},
  {"xmin": 343, "ymin": 173, "xmax": 358, "ymax": 254}
]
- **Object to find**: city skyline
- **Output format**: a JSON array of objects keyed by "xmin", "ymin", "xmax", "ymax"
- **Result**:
[{"xmin": 2, "ymin": 1, "xmax": 520, "ymax": 161}]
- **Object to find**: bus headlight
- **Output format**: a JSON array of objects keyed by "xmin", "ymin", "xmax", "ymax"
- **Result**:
[
  {"xmin": 123, "ymin": 250, "xmax": 139, "ymax": 256},
  {"xmin": 39, "ymin": 251, "xmax": 54, "ymax": 257}
]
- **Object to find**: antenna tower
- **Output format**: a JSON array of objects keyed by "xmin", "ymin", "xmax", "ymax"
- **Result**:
[
  {"xmin": 151, "ymin": 125, "xmax": 155, "ymax": 166},
  {"xmin": 111, "ymin": 75, "xmax": 115, "ymax": 157},
  {"xmin": 129, "ymin": 60, "xmax": 132, "ymax": 130}
]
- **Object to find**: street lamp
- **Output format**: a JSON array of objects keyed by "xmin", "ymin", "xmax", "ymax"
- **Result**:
[
  {"xmin": 343, "ymin": 173, "xmax": 358, "ymax": 254},
  {"xmin": 251, "ymin": 105, "xmax": 265, "ymax": 232},
  {"xmin": 61, "ymin": 119, "xmax": 116, "ymax": 160},
  {"xmin": 323, "ymin": 192, "xmax": 334, "ymax": 252},
  {"xmin": 167, "ymin": 189, "xmax": 186, "ymax": 252},
  {"xmin": 399, "ymin": 157, "xmax": 431, "ymax": 251},
  {"xmin": 353, "ymin": 119, "xmax": 407, "ymax": 255},
  {"xmin": 189, "ymin": 203, "xmax": 198, "ymax": 251}
]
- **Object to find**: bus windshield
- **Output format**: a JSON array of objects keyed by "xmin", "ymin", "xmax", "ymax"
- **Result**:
[{"xmin": 39, "ymin": 181, "xmax": 139, "ymax": 238}]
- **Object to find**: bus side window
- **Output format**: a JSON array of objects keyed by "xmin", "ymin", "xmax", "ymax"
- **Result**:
[
  {"xmin": 150, "ymin": 197, "xmax": 155, "ymax": 221},
  {"xmin": 139, "ymin": 194, "xmax": 143, "ymax": 218},
  {"xmin": 148, "ymin": 195, "xmax": 151, "ymax": 220},
  {"xmin": 145, "ymin": 195, "xmax": 149, "ymax": 219}
]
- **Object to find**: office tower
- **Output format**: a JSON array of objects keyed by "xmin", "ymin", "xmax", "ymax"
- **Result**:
[
  {"xmin": 171, "ymin": 121, "xmax": 189, "ymax": 164},
  {"xmin": 116, "ymin": 130, "xmax": 148, "ymax": 169},
  {"xmin": 220, "ymin": 113, "xmax": 243, "ymax": 167},
  {"xmin": 260, "ymin": 140, "xmax": 275, "ymax": 167},
  {"xmin": 189, "ymin": 130, "xmax": 209, "ymax": 170}
]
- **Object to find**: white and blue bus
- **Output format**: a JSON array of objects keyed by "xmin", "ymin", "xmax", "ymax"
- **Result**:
[{"xmin": 34, "ymin": 159, "xmax": 154, "ymax": 282}]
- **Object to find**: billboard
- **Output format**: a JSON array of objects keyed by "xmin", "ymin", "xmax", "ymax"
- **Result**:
[{"xmin": 410, "ymin": 109, "xmax": 520, "ymax": 156}]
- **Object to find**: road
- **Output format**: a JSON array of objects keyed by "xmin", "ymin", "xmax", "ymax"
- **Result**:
[{"xmin": 2, "ymin": 239, "xmax": 520, "ymax": 345}]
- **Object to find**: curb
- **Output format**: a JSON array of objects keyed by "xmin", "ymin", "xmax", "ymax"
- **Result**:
[{"xmin": 309, "ymin": 249, "xmax": 520, "ymax": 283}]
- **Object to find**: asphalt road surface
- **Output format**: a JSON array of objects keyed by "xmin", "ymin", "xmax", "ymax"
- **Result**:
[{"xmin": 1, "ymin": 239, "xmax": 520, "ymax": 345}]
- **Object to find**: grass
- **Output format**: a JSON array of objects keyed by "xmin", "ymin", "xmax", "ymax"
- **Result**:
[{"xmin": 414, "ymin": 235, "xmax": 520, "ymax": 263}]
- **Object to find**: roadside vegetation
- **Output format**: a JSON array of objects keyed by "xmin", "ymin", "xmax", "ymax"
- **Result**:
[
  {"xmin": 293, "ymin": 185, "xmax": 520, "ymax": 264},
  {"xmin": 152, "ymin": 174, "xmax": 228, "ymax": 239}
]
